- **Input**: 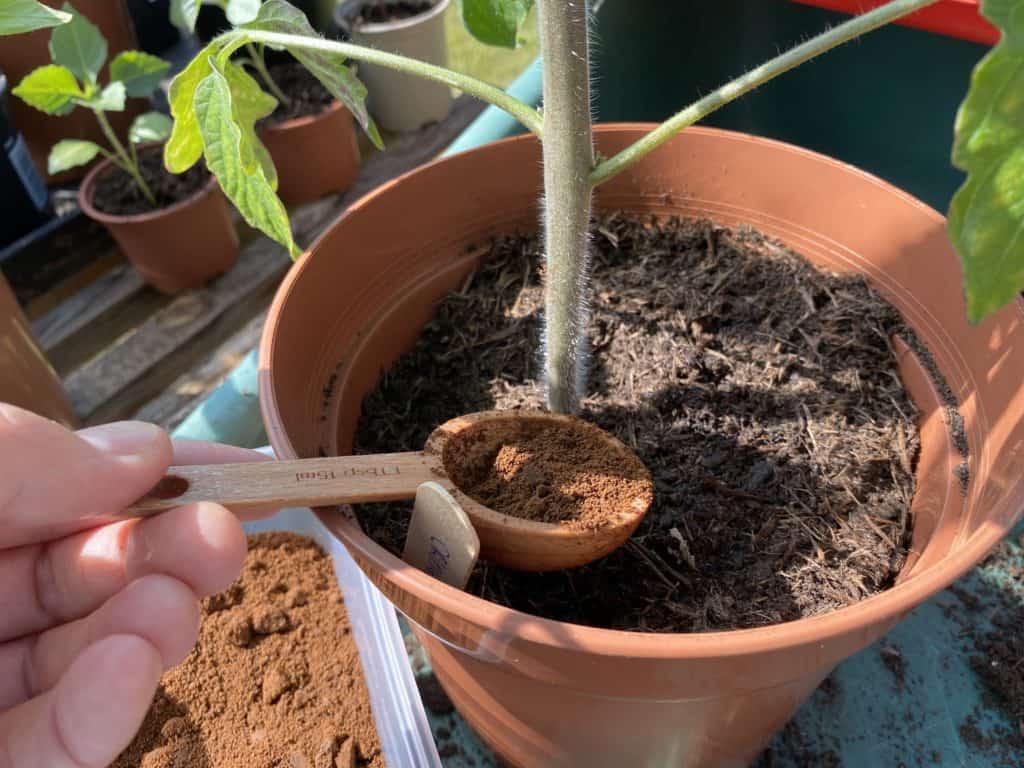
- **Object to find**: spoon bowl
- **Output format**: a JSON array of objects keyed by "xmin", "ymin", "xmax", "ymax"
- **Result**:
[{"xmin": 127, "ymin": 410, "xmax": 653, "ymax": 572}]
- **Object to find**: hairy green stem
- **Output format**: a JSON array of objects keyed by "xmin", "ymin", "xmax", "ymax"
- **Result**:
[
  {"xmin": 538, "ymin": 0, "xmax": 594, "ymax": 413},
  {"xmin": 246, "ymin": 43, "xmax": 291, "ymax": 107},
  {"xmin": 231, "ymin": 29, "xmax": 544, "ymax": 138},
  {"xmin": 94, "ymin": 109, "xmax": 155, "ymax": 204},
  {"xmin": 590, "ymin": 0, "xmax": 944, "ymax": 186}
]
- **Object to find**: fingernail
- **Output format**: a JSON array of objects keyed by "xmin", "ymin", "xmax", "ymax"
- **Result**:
[{"xmin": 78, "ymin": 421, "xmax": 166, "ymax": 462}]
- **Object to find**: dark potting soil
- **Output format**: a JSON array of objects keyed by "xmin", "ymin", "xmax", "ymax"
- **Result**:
[
  {"xmin": 354, "ymin": 214, "xmax": 943, "ymax": 633},
  {"xmin": 91, "ymin": 145, "xmax": 209, "ymax": 217},
  {"xmin": 356, "ymin": 0, "xmax": 433, "ymax": 24},
  {"xmin": 262, "ymin": 61, "xmax": 335, "ymax": 126},
  {"xmin": 447, "ymin": 417, "xmax": 652, "ymax": 529}
]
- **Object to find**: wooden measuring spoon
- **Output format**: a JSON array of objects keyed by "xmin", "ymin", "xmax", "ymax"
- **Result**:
[{"xmin": 125, "ymin": 411, "xmax": 653, "ymax": 572}]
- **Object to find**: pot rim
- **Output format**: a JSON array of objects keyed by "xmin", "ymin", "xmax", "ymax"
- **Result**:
[
  {"xmin": 261, "ymin": 123, "xmax": 1024, "ymax": 659},
  {"xmin": 259, "ymin": 98, "xmax": 348, "ymax": 137},
  {"xmin": 340, "ymin": 0, "xmax": 451, "ymax": 34},
  {"xmin": 78, "ymin": 142, "xmax": 221, "ymax": 225}
]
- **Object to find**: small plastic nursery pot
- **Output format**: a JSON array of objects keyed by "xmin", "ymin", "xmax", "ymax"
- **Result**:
[
  {"xmin": 0, "ymin": 0, "xmax": 144, "ymax": 182},
  {"xmin": 259, "ymin": 101, "xmax": 360, "ymax": 206},
  {"xmin": 0, "ymin": 274, "xmax": 76, "ymax": 427},
  {"xmin": 334, "ymin": 0, "xmax": 452, "ymax": 133},
  {"xmin": 78, "ymin": 152, "xmax": 239, "ymax": 295},
  {"xmin": 259, "ymin": 126, "xmax": 1024, "ymax": 767}
]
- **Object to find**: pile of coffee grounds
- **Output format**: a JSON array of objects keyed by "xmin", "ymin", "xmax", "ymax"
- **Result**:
[
  {"xmin": 91, "ymin": 146, "xmax": 209, "ymax": 216},
  {"xmin": 353, "ymin": 214, "xmax": 944, "ymax": 633},
  {"xmin": 356, "ymin": 0, "xmax": 433, "ymax": 24},
  {"xmin": 262, "ymin": 62, "xmax": 335, "ymax": 126},
  {"xmin": 446, "ymin": 418, "xmax": 652, "ymax": 529},
  {"xmin": 112, "ymin": 534, "xmax": 383, "ymax": 768}
]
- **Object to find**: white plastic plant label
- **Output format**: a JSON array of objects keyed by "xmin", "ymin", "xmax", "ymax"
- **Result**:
[{"xmin": 402, "ymin": 482, "xmax": 480, "ymax": 590}]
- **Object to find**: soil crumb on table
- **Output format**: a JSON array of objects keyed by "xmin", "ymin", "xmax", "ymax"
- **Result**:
[
  {"xmin": 113, "ymin": 533, "xmax": 383, "ymax": 768},
  {"xmin": 447, "ymin": 417, "xmax": 652, "ymax": 529},
  {"xmin": 354, "ymin": 214, "xmax": 948, "ymax": 634}
]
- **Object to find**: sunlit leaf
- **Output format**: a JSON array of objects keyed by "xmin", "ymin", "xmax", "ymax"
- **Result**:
[
  {"xmin": 165, "ymin": 45, "xmax": 216, "ymax": 173},
  {"xmin": 194, "ymin": 67, "xmax": 299, "ymax": 257},
  {"xmin": 88, "ymin": 80, "xmax": 125, "ymax": 111},
  {"xmin": 948, "ymin": 0, "xmax": 1024, "ymax": 321},
  {"xmin": 110, "ymin": 50, "xmax": 171, "ymax": 97},
  {"xmin": 225, "ymin": 0, "xmax": 259, "ymax": 24},
  {"xmin": 12, "ymin": 64, "xmax": 82, "ymax": 114},
  {"xmin": 129, "ymin": 111, "xmax": 173, "ymax": 144},
  {"xmin": 49, "ymin": 2, "xmax": 106, "ymax": 85},
  {"xmin": 0, "ymin": 0, "xmax": 71, "ymax": 36},
  {"xmin": 243, "ymin": 0, "xmax": 382, "ymax": 149},
  {"xmin": 222, "ymin": 59, "xmax": 278, "ymax": 187},
  {"xmin": 48, "ymin": 138, "xmax": 101, "ymax": 173}
]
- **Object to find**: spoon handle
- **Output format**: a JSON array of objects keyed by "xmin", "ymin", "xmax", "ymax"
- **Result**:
[{"xmin": 121, "ymin": 451, "xmax": 436, "ymax": 518}]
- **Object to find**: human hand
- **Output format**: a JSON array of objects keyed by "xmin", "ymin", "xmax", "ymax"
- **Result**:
[{"xmin": 0, "ymin": 404, "xmax": 272, "ymax": 767}]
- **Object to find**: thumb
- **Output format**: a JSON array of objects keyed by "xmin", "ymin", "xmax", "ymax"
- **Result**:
[
  {"xmin": 0, "ymin": 405, "xmax": 172, "ymax": 548},
  {"xmin": 0, "ymin": 634, "xmax": 161, "ymax": 768}
]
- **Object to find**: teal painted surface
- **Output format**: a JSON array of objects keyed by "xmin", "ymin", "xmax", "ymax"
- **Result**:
[{"xmin": 171, "ymin": 349, "xmax": 266, "ymax": 447}]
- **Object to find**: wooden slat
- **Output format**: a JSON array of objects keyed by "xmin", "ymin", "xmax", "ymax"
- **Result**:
[
  {"xmin": 63, "ymin": 96, "xmax": 487, "ymax": 426},
  {"xmin": 133, "ymin": 310, "xmax": 265, "ymax": 431}
]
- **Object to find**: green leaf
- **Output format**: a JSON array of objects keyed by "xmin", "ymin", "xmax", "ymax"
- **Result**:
[
  {"xmin": 110, "ymin": 50, "xmax": 171, "ymax": 97},
  {"xmin": 88, "ymin": 80, "xmax": 125, "ymax": 111},
  {"xmin": 222, "ymin": 60, "xmax": 278, "ymax": 187},
  {"xmin": 225, "ymin": 0, "xmax": 259, "ymax": 25},
  {"xmin": 49, "ymin": 2, "xmax": 107, "ymax": 85},
  {"xmin": 169, "ymin": 0, "xmax": 200, "ymax": 31},
  {"xmin": 460, "ymin": 0, "xmax": 533, "ymax": 48},
  {"xmin": 165, "ymin": 45, "xmax": 216, "ymax": 173},
  {"xmin": 47, "ymin": 138, "xmax": 101, "ymax": 173},
  {"xmin": 948, "ymin": 0, "xmax": 1024, "ymax": 322},
  {"xmin": 12, "ymin": 63, "xmax": 82, "ymax": 114},
  {"xmin": 0, "ymin": 0, "xmax": 71, "ymax": 35},
  {"xmin": 194, "ymin": 67, "xmax": 299, "ymax": 257},
  {"xmin": 129, "ymin": 111, "xmax": 173, "ymax": 144},
  {"xmin": 243, "ymin": 0, "xmax": 383, "ymax": 149}
]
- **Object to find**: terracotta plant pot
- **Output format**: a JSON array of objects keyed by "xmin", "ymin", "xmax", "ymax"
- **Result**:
[
  {"xmin": 335, "ymin": 0, "xmax": 451, "ymax": 133},
  {"xmin": 259, "ymin": 126, "xmax": 1024, "ymax": 767},
  {"xmin": 79, "ymin": 154, "xmax": 239, "ymax": 295},
  {"xmin": 0, "ymin": 0, "xmax": 145, "ymax": 182},
  {"xmin": 0, "ymin": 274, "xmax": 77, "ymax": 427},
  {"xmin": 259, "ymin": 101, "xmax": 360, "ymax": 206}
]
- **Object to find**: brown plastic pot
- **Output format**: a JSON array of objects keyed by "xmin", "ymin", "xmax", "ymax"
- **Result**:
[
  {"xmin": 259, "ymin": 101, "xmax": 360, "ymax": 206},
  {"xmin": 259, "ymin": 125, "xmax": 1024, "ymax": 767},
  {"xmin": 79, "ymin": 153, "xmax": 239, "ymax": 295},
  {"xmin": 0, "ymin": 274, "xmax": 77, "ymax": 427},
  {"xmin": 0, "ymin": 0, "xmax": 145, "ymax": 182}
]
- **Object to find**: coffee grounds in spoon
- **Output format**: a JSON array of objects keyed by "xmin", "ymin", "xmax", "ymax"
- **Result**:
[{"xmin": 448, "ymin": 418, "xmax": 652, "ymax": 530}]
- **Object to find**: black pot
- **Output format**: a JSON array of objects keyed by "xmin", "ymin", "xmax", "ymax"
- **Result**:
[
  {"xmin": 126, "ymin": 0, "xmax": 181, "ymax": 55},
  {"xmin": 0, "ymin": 71, "xmax": 53, "ymax": 252}
]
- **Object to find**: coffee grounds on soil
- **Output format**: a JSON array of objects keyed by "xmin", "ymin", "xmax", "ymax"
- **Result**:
[
  {"xmin": 447, "ymin": 418, "xmax": 652, "ymax": 529},
  {"xmin": 356, "ymin": 0, "xmax": 433, "ymax": 25},
  {"xmin": 261, "ymin": 61, "xmax": 335, "ymax": 126},
  {"xmin": 91, "ymin": 145, "xmax": 209, "ymax": 217},
  {"xmin": 112, "ymin": 534, "xmax": 383, "ymax": 768},
  {"xmin": 353, "ymin": 214, "xmax": 941, "ymax": 633}
]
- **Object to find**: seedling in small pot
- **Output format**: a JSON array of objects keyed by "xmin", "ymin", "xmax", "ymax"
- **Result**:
[
  {"xmin": 151, "ymin": 0, "xmax": 1024, "ymax": 413},
  {"xmin": 5, "ymin": 2, "xmax": 172, "ymax": 204}
]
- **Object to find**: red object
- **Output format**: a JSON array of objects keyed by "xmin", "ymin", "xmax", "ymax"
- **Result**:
[{"xmin": 790, "ymin": 0, "xmax": 997, "ymax": 45}]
